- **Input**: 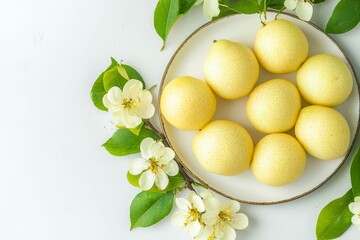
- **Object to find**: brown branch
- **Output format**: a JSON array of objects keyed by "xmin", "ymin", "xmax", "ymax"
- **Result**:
[{"xmin": 144, "ymin": 120, "xmax": 196, "ymax": 192}]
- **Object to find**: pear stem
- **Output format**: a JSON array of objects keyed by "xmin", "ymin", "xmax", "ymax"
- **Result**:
[{"xmin": 275, "ymin": 6, "xmax": 286, "ymax": 19}]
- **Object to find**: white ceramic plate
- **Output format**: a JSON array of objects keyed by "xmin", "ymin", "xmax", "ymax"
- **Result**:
[{"xmin": 159, "ymin": 12, "xmax": 360, "ymax": 204}]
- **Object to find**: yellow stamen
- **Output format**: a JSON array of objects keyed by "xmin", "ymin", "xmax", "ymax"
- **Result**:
[
  {"xmin": 219, "ymin": 206, "xmax": 232, "ymax": 223},
  {"xmin": 184, "ymin": 208, "xmax": 201, "ymax": 227},
  {"xmin": 122, "ymin": 98, "xmax": 136, "ymax": 109},
  {"xmin": 148, "ymin": 157, "xmax": 161, "ymax": 174}
]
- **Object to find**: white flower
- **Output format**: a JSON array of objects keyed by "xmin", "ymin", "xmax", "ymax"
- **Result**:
[
  {"xmin": 349, "ymin": 196, "xmax": 360, "ymax": 231},
  {"xmin": 194, "ymin": 225, "xmax": 216, "ymax": 240},
  {"xmin": 128, "ymin": 137, "xmax": 179, "ymax": 191},
  {"xmin": 284, "ymin": 0, "xmax": 313, "ymax": 21},
  {"xmin": 196, "ymin": 0, "xmax": 220, "ymax": 18},
  {"xmin": 172, "ymin": 190, "xmax": 249, "ymax": 240},
  {"xmin": 172, "ymin": 191, "xmax": 207, "ymax": 238},
  {"xmin": 200, "ymin": 190, "xmax": 214, "ymax": 200},
  {"xmin": 102, "ymin": 79, "xmax": 155, "ymax": 129},
  {"xmin": 202, "ymin": 198, "xmax": 249, "ymax": 240}
]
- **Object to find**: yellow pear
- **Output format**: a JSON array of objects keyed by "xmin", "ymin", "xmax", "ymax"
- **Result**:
[
  {"xmin": 160, "ymin": 76, "xmax": 216, "ymax": 130},
  {"xmin": 295, "ymin": 105, "xmax": 350, "ymax": 160},
  {"xmin": 251, "ymin": 133, "xmax": 306, "ymax": 186},
  {"xmin": 254, "ymin": 19, "xmax": 309, "ymax": 73},
  {"xmin": 203, "ymin": 39, "xmax": 259, "ymax": 99},
  {"xmin": 246, "ymin": 79, "xmax": 301, "ymax": 133},
  {"xmin": 297, "ymin": 54, "xmax": 353, "ymax": 106},
  {"xmin": 193, "ymin": 120, "xmax": 253, "ymax": 176}
]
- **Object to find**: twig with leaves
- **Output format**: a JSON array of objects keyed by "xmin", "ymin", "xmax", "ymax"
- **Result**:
[
  {"xmin": 90, "ymin": 58, "xmax": 249, "ymax": 240},
  {"xmin": 154, "ymin": 0, "xmax": 360, "ymax": 50}
]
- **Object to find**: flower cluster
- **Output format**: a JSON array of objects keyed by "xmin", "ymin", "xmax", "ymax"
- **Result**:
[
  {"xmin": 103, "ymin": 80, "xmax": 179, "ymax": 191},
  {"xmin": 102, "ymin": 79, "xmax": 155, "ymax": 129},
  {"xmin": 349, "ymin": 196, "xmax": 360, "ymax": 231},
  {"xmin": 129, "ymin": 137, "xmax": 179, "ymax": 191},
  {"xmin": 172, "ymin": 190, "xmax": 248, "ymax": 240},
  {"xmin": 284, "ymin": 0, "xmax": 313, "ymax": 21}
]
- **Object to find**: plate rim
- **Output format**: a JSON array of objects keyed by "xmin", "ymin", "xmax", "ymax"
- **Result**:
[{"xmin": 157, "ymin": 11, "xmax": 360, "ymax": 205}]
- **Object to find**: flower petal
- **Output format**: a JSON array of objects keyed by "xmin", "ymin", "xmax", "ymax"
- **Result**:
[
  {"xmin": 103, "ymin": 88, "xmax": 123, "ymax": 112},
  {"xmin": 192, "ymin": 194, "xmax": 205, "ymax": 212},
  {"xmin": 187, "ymin": 220, "xmax": 202, "ymax": 238},
  {"xmin": 172, "ymin": 211, "xmax": 187, "ymax": 228},
  {"xmin": 202, "ymin": 212, "xmax": 219, "ymax": 226},
  {"xmin": 163, "ymin": 160, "xmax": 179, "ymax": 176},
  {"xmin": 352, "ymin": 214, "xmax": 360, "ymax": 225},
  {"xmin": 231, "ymin": 213, "xmax": 249, "ymax": 230},
  {"xmin": 123, "ymin": 79, "xmax": 143, "ymax": 99},
  {"xmin": 195, "ymin": 225, "xmax": 213, "ymax": 240},
  {"xmin": 122, "ymin": 110, "xmax": 142, "ymax": 128},
  {"xmin": 140, "ymin": 137, "xmax": 156, "ymax": 159},
  {"xmin": 139, "ymin": 170, "xmax": 155, "ymax": 191},
  {"xmin": 355, "ymin": 196, "xmax": 360, "ymax": 203},
  {"xmin": 135, "ymin": 102, "xmax": 155, "ymax": 119},
  {"xmin": 200, "ymin": 190, "xmax": 214, "ymax": 201},
  {"xmin": 150, "ymin": 141, "xmax": 165, "ymax": 159},
  {"xmin": 284, "ymin": 0, "xmax": 297, "ymax": 10},
  {"xmin": 220, "ymin": 225, "xmax": 236, "ymax": 240},
  {"xmin": 349, "ymin": 202, "xmax": 360, "ymax": 214},
  {"xmin": 107, "ymin": 86, "xmax": 123, "ymax": 104},
  {"xmin": 112, "ymin": 108, "xmax": 126, "ymax": 126},
  {"xmin": 128, "ymin": 158, "xmax": 150, "ymax": 175},
  {"xmin": 188, "ymin": 191, "xmax": 196, "ymax": 202},
  {"xmin": 160, "ymin": 147, "xmax": 175, "ymax": 164},
  {"xmin": 203, "ymin": 0, "xmax": 220, "ymax": 18},
  {"xmin": 155, "ymin": 169, "xmax": 169, "ymax": 190},
  {"xmin": 214, "ymin": 230, "xmax": 224, "ymax": 240},
  {"xmin": 139, "ymin": 90, "xmax": 153, "ymax": 104},
  {"xmin": 176, "ymin": 197, "xmax": 191, "ymax": 210},
  {"xmin": 102, "ymin": 94, "xmax": 112, "ymax": 110},
  {"xmin": 228, "ymin": 200, "xmax": 240, "ymax": 213},
  {"xmin": 296, "ymin": 0, "xmax": 313, "ymax": 21},
  {"xmin": 205, "ymin": 197, "xmax": 222, "ymax": 213}
]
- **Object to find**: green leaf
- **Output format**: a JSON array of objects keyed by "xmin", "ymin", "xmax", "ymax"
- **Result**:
[
  {"xmin": 212, "ymin": 4, "xmax": 238, "ymax": 20},
  {"xmin": 267, "ymin": 0, "xmax": 284, "ymax": 5},
  {"xmin": 219, "ymin": 0, "xmax": 260, "ymax": 14},
  {"xmin": 180, "ymin": 0, "xmax": 198, "ymax": 14},
  {"xmin": 129, "ymin": 122, "xmax": 144, "ymax": 136},
  {"xmin": 127, "ymin": 172, "xmax": 141, "ymax": 187},
  {"xmin": 313, "ymin": 0, "xmax": 327, "ymax": 3},
  {"xmin": 130, "ymin": 191, "xmax": 174, "ymax": 230},
  {"xmin": 102, "ymin": 127, "xmax": 160, "ymax": 156},
  {"xmin": 154, "ymin": 0, "xmax": 180, "ymax": 50},
  {"xmin": 90, "ymin": 58, "xmax": 119, "ymax": 111},
  {"xmin": 154, "ymin": 0, "xmax": 197, "ymax": 50},
  {"xmin": 103, "ymin": 66, "xmax": 129, "ymax": 92},
  {"xmin": 351, "ymin": 148, "xmax": 360, "ymax": 197},
  {"xmin": 316, "ymin": 189, "xmax": 354, "ymax": 240},
  {"xmin": 267, "ymin": 0, "xmax": 285, "ymax": 9},
  {"xmin": 127, "ymin": 172, "xmax": 184, "ymax": 192},
  {"xmin": 122, "ymin": 64, "xmax": 146, "ymax": 88},
  {"xmin": 325, "ymin": 0, "xmax": 360, "ymax": 34}
]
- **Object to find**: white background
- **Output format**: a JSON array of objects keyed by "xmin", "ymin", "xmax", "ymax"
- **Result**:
[{"xmin": 0, "ymin": 0, "xmax": 359, "ymax": 239}]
